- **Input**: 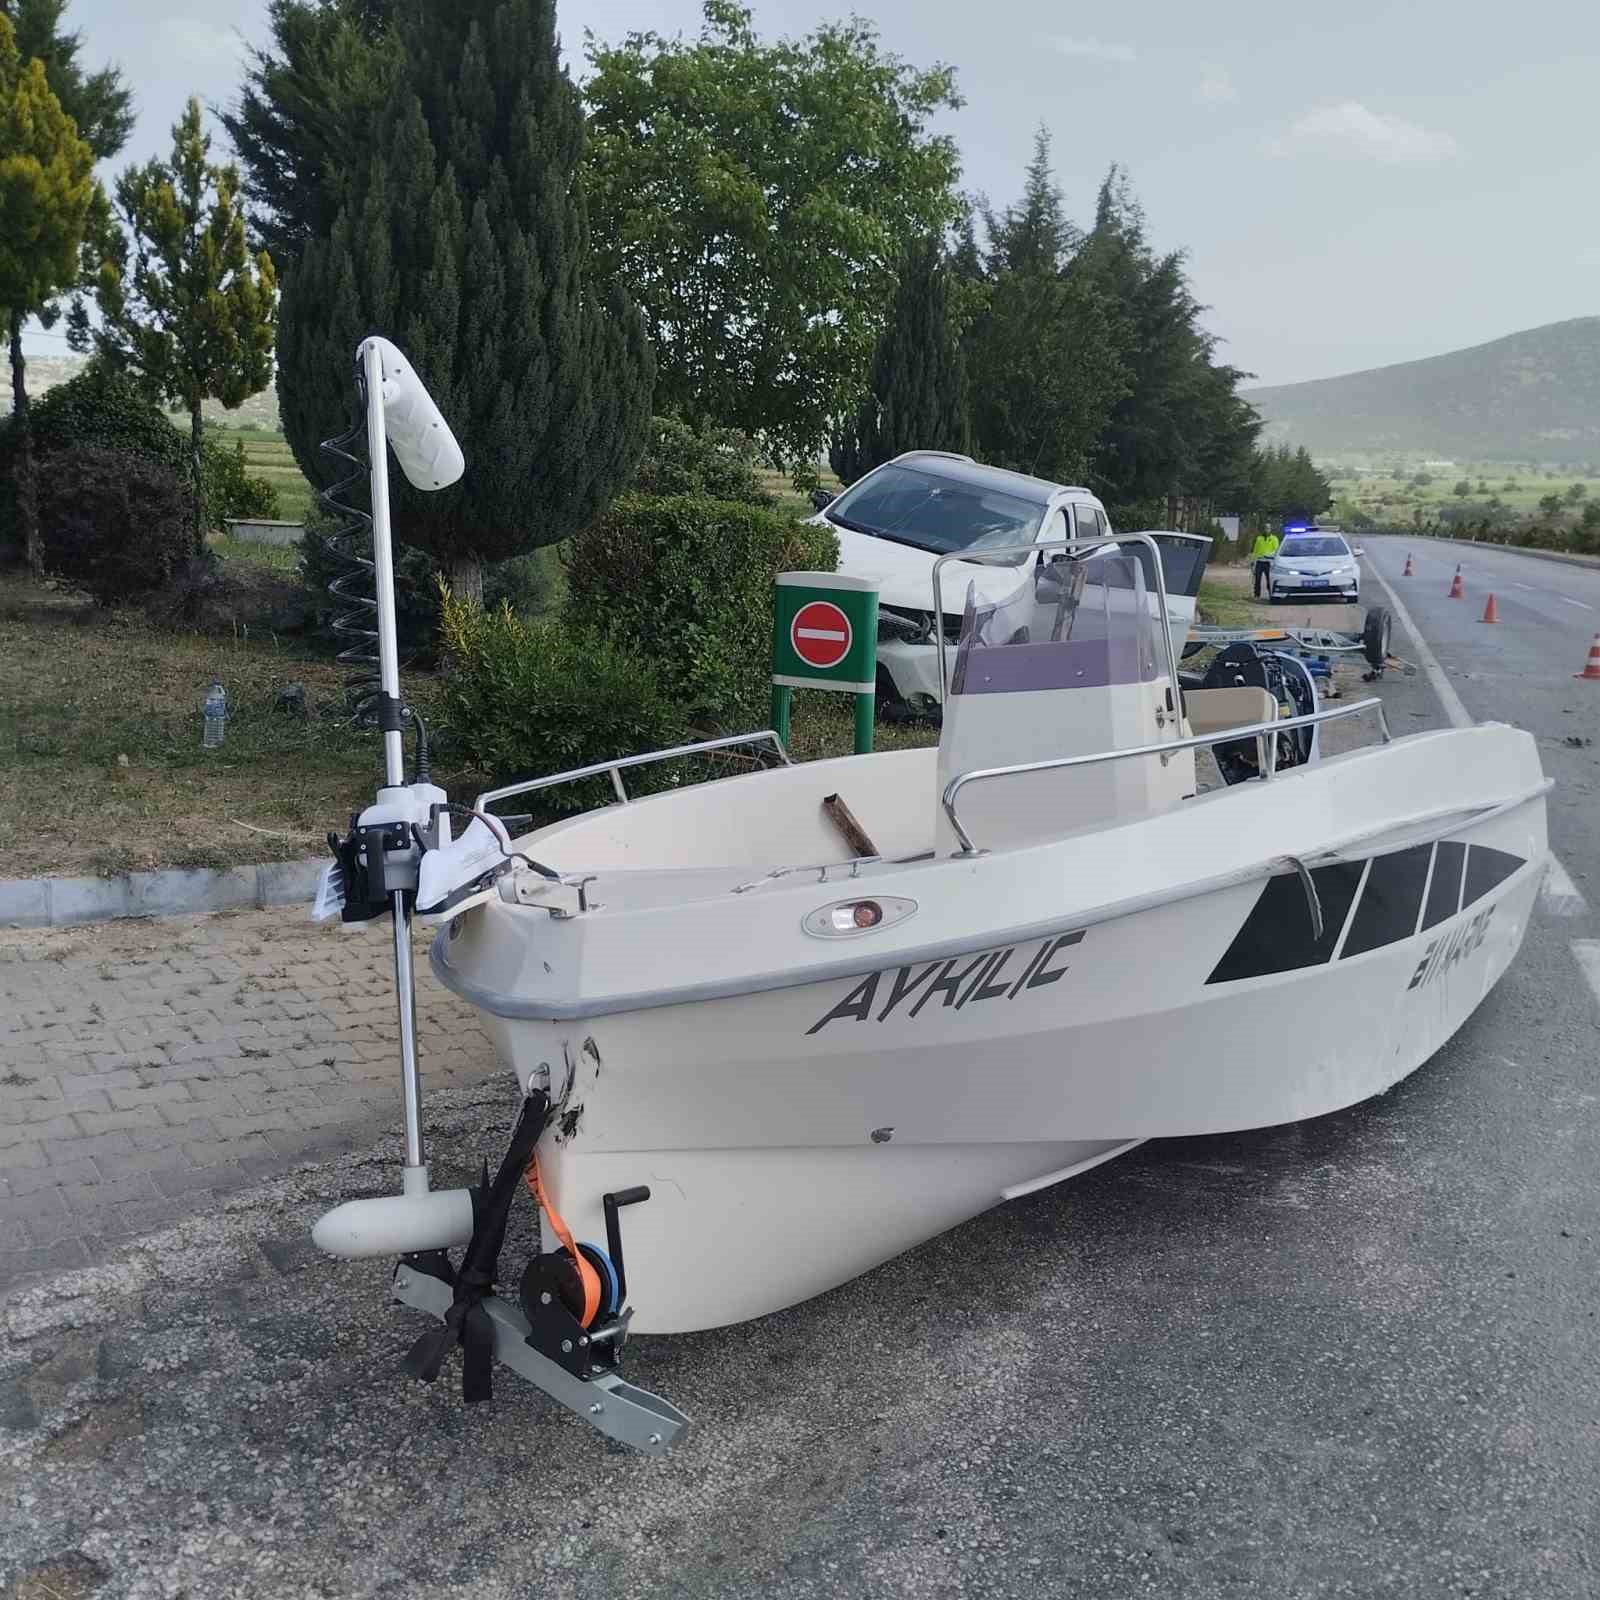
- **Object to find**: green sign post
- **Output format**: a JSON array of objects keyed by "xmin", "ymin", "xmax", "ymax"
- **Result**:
[{"xmin": 770, "ymin": 571, "xmax": 880, "ymax": 754}]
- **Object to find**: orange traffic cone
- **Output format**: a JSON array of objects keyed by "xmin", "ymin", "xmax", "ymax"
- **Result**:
[
  {"xmin": 1480, "ymin": 593, "xmax": 1499, "ymax": 623},
  {"xmin": 1402, "ymin": 553, "xmax": 1414, "ymax": 576},
  {"xmin": 1576, "ymin": 635, "xmax": 1600, "ymax": 681},
  {"xmin": 1448, "ymin": 565, "xmax": 1464, "ymax": 599}
]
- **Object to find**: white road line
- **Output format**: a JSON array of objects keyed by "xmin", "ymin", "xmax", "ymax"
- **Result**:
[
  {"xmin": 1569, "ymin": 940, "xmax": 1600, "ymax": 1011},
  {"xmin": 1362, "ymin": 552, "xmax": 1473, "ymax": 730},
  {"xmin": 1513, "ymin": 582, "xmax": 1537, "ymax": 591},
  {"xmin": 1541, "ymin": 855, "xmax": 1589, "ymax": 918},
  {"xmin": 1560, "ymin": 597, "xmax": 1594, "ymax": 611}
]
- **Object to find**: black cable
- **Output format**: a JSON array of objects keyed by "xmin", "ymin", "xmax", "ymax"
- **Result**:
[{"xmin": 408, "ymin": 706, "xmax": 431, "ymax": 784}]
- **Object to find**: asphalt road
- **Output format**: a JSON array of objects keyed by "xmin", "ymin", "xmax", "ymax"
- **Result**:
[{"xmin": 2, "ymin": 555, "xmax": 1598, "ymax": 1600}]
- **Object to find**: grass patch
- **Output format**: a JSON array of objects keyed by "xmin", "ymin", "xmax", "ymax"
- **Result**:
[
  {"xmin": 1196, "ymin": 575, "xmax": 1264, "ymax": 629},
  {"xmin": 214, "ymin": 535, "xmax": 302, "ymax": 574},
  {"xmin": 0, "ymin": 578, "xmax": 428, "ymax": 878},
  {"xmin": 1, "ymin": 570, "xmax": 937, "ymax": 880}
]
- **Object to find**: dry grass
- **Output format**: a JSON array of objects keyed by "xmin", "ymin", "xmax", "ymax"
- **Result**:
[
  {"xmin": 0, "ymin": 574, "xmax": 934, "ymax": 881},
  {"xmin": 0, "ymin": 580, "xmax": 417, "ymax": 878}
]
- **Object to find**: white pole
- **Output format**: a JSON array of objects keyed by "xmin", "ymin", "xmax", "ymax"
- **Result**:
[
  {"xmin": 362, "ymin": 340, "xmax": 406, "ymax": 790},
  {"xmin": 360, "ymin": 341, "xmax": 426, "ymax": 1176}
]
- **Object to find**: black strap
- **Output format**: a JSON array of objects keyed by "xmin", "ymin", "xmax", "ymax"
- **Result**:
[{"xmin": 403, "ymin": 1090, "xmax": 548, "ymax": 1403}]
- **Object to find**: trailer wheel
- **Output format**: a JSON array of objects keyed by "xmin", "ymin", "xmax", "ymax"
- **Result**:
[{"xmin": 1362, "ymin": 606, "xmax": 1392, "ymax": 672}]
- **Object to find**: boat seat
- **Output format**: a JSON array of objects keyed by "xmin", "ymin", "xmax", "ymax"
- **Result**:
[{"xmin": 1184, "ymin": 686, "xmax": 1276, "ymax": 737}]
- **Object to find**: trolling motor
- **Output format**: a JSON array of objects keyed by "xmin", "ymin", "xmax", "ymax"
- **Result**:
[{"xmin": 307, "ymin": 338, "xmax": 688, "ymax": 1456}]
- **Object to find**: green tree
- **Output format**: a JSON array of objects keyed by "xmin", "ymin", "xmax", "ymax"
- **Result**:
[
  {"xmin": 1566, "ymin": 482, "xmax": 1586, "ymax": 504},
  {"xmin": 583, "ymin": 0, "xmax": 961, "ymax": 462},
  {"xmin": 218, "ymin": 0, "xmax": 400, "ymax": 266},
  {"xmin": 88, "ymin": 98, "xmax": 277, "ymax": 552},
  {"xmin": 278, "ymin": 0, "xmax": 653, "ymax": 604},
  {"xmin": 982, "ymin": 125, "xmax": 1076, "ymax": 275},
  {"xmin": 830, "ymin": 235, "xmax": 968, "ymax": 484},
  {"xmin": 0, "ymin": 0, "xmax": 132, "ymax": 553},
  {"xmin": 1538, "ymin": 492, "xmax": 1563, "ymax": 519},
  {"xmin": 964, "ymin": 131, "xmax": 1126, "ymax": 483},
  {"xmin": 1071, "ymin": 164, "xmax": 1256, "ymax": 520},
  {"xmin": 0, "ymin": 12, "xmax": 100, "ymax": 573},
  {"xmin": 1453, "ymin": 478, "xmax": 1472, "ymax": 496}
]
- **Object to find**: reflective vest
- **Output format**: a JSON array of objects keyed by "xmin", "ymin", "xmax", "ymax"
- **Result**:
[{"xmin": 1250, "ymin": 534, "xmax": 1279, "ymax": 559}]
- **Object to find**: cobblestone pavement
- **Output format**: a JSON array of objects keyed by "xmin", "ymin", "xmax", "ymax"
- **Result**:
[{"xmin": 0, "ymin": 906, "xmax": 499, "ymax": 1295}]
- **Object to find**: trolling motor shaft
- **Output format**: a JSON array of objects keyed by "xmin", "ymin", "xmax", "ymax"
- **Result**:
[{"xmin": 307, "ymin": 337, "xmax": 689, "ymax": 1453}]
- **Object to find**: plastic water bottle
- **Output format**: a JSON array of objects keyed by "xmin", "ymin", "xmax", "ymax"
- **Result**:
[{"xmin": 202, "ymin": 678, "xmax": 227, "ymax": 749}]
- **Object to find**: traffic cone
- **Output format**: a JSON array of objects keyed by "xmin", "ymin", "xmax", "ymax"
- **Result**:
[
  {"xmin": 1576, "ymin": 635, "xmax": 1600, "ymax": 681},
  {"xmin": 1402, "ymin": 553, "xmax": 1414, "ymax": 576},
  {"xmin": 1479, "ymin": 593, "xmax": 1499, "ymax": 623},
  {"xmin": 1448, "ymin": 565, "xmax": 1464, "ymax": 599}
]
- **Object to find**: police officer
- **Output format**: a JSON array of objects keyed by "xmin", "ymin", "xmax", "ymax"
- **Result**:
[{"xmin": 1250, "ymin": 528, "xmax": 1280, "ymax": 599}]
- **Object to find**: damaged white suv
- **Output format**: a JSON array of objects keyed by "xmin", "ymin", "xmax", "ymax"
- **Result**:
[{"xmin": 809, "ymin": 451, "xmax": 1209, "ymax": 716}]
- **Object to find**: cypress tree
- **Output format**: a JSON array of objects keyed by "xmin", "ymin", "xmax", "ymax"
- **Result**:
[
  {"xmin": 829, "ymin": 236, "xmax": 968, "ymax": 485},
  {"xmin": 277, "ymin": 0, "xmax": 653, "ymax": 603}
]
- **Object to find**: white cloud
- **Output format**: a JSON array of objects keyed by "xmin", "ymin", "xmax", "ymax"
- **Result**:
[
  {"xmin": 1196, "ymin": 67, "xmax": 1237, "ymax": 105},
  {"xmin": 1049, "ymin": 36, "xmax": 1135, "ymax": 64},
  {"xmin": 1281, "ymin": 101, "xmax": 1459, "ymax": 165}
]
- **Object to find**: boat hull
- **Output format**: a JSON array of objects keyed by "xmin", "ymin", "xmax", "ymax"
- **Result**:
[{"xmin": 450, "ymin": 787, "xmax": 1544, "ymax": 1332}]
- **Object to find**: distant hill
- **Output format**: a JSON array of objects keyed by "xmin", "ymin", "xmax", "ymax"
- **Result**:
[
  {"xmin": 1243, "ymin": 317, "xmax": 1600, "ymax": 465},
  {"xmin": 0, "ymin": 354, "xmax": 281, "ymax": 431}
]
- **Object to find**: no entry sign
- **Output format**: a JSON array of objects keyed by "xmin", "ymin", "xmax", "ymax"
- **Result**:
[
  {"xmin": 771, "ymin": 571, "xmax": 878, "ymax": 694},
  {"xmin": 791, "ymin": 601, "xmax": 853, "ymax": 670},
  {"xmin": 771, "ymin": 570, "xmax": 880, "ymax": 754}
]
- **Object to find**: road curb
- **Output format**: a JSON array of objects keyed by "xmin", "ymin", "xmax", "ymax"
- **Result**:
[{"xmin": 0, "ymin": 858, "xmax": 324, "ymax": 930}]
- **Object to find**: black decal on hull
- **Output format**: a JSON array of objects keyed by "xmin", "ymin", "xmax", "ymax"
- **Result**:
[
  {"xmin": 806, "ymin": 973, "xmax": 881, "ymax": 1034},
  {"xmin": 1422, "ymin": 841, "xmax": 1465, "ymax": 931},
  {"xmin": 911, "ymin": 954, "xmax": 992, "ymax": 1018},
  {"xmin": 1027, "ymin": 931, "xmax": 1085, "ymax": 989},
  {"xmin": 1342, "ymin": 845, "xmax": 1431, "ymax": 959},
  {"xmin": 877, "ymin": 962, "xmax": 940, "ymax": 1022}
]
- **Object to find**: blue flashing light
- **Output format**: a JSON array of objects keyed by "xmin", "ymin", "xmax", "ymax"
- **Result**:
[{"xmin": 1283, "ymin": 522, "xmax": 1310, "ymax": 534}]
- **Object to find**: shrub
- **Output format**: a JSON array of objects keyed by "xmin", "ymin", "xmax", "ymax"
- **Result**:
[
  {"xmin": 567, "ymin": 493, "xmax": 838, "ymax": 726},
  {"xmin": 38, "ymin": 447, "xmax": 193, "ymax": 605},
  {"xmin": 438, "ymin": 592, "xmax": 684, "ymax": 812},
  {"xmin": 630, "ymin": 417, "xmax": 774, "ymax": 506},
  {"xmin": 203, "ymin": 437, "xmax": 281, "ymax": 523},
  {"xmin": 1, "ymin": 367, "xmax": 278, "ymax": 539}
]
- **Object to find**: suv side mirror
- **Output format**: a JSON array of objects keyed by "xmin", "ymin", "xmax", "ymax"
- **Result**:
[{"xmin": 810, "ymin": 489, "xmax": 836, "ymax": 512}]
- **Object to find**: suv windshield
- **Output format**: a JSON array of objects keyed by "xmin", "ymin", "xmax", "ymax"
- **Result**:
[
  {"xmin": 1278, "ymin": 536, "xmax": 1350, "ymax": 559},
  {"xmin": 827, "ymin": 464, "xmax": 1044, "ymax": 559}
]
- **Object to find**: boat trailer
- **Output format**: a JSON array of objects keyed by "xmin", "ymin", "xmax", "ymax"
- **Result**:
[{"xmin": 1185, "ymin": 606, "xmax": 1413, "ymax": 684}]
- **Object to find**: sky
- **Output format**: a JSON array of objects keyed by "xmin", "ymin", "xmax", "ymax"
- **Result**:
[{"xmin": 32, "ymin": 0, "xmax": 1600, "ymax": 386}]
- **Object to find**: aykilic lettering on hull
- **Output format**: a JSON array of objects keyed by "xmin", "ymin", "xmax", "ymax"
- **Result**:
[
  {"xmin": 1409, "ymin": 905, "xmax": 1494, "ymax": 991},
  {"xmin": 806, "ymin": 932, "xmax": 1086, "ymax": 1034}
]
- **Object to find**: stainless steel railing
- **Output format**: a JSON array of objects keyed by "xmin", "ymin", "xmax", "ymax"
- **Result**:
[
  {"xmin": 476, "ymin": 729, "xmax": 790, "ymax": 812},
  {"xmin": 940, "ymin": 696, "xmax": 1394, "ymax": 856}
]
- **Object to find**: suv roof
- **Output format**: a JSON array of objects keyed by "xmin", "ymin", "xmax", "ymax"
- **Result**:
[{"xmin": 887, "ymin": 451, "xmax": 1096, "ymax": 507}]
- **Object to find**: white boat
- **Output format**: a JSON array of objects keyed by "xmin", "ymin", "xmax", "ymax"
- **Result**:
[
  {"xmin": 424, "ymin": 541, "xmax": 1548, "ymax": 1335},
  {"xmin": 308, "ymin": 342, "xmax": 1546, "ymax": 1451}
]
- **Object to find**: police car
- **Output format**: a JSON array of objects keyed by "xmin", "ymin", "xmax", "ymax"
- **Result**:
[{"xmin": 1268, "ymin": 524, "xmax": 1361, "ymax": 605}]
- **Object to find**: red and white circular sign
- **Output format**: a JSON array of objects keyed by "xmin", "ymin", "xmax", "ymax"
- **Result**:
[{"xmin": 790, "ymin": 600, "xmax": 853, "ymax": 669}]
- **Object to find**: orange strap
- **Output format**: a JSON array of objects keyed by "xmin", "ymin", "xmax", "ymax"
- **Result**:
[{"xmin": 525, "ymin": 1150, "xmax": 601, "ymax": 1329}]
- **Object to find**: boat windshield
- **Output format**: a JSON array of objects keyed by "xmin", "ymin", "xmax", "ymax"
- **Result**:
[
  {"xmin": 949, "ymin": 551, "xmax": 1160, "ymax": 695},
  {"xmin": 826, "ymin": 464, "xmax": 1043, "ymax": 562}
]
